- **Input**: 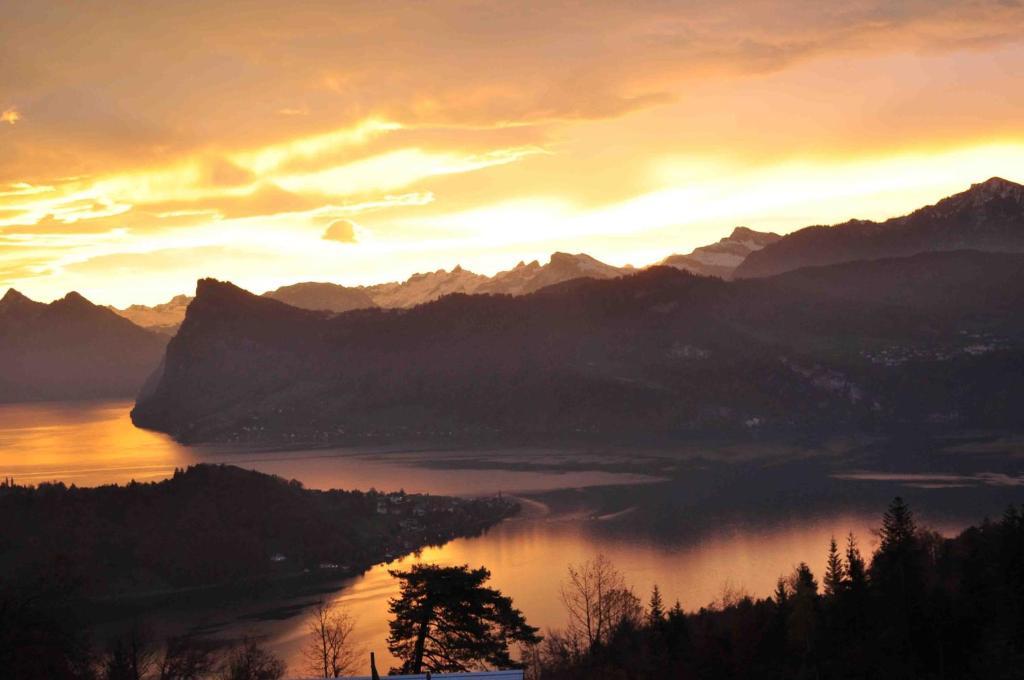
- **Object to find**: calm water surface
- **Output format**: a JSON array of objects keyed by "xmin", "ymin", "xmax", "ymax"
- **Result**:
[
  {"xmin": 0, "ymin": 400, "xmax": 654, "ymax": 493},
  {"xmin": 2, "ymin": 400, "xmax": 1021, "ymax": 673}
]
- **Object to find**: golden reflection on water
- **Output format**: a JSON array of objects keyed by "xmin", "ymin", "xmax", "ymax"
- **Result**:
[
  {"xmin": 0, "ymin": 400, "xmax": 969, "ymax": 675},
  {"xmin": 0, "ymin": 400, "xmax": 198, "ymax": 484},
  {"xmin": 0, "ymin": 401, "xmax": 660, "ymax": 494},
  {"xmin": 268, "ymin": 505, "xmax": 914, "ymax": 673}
]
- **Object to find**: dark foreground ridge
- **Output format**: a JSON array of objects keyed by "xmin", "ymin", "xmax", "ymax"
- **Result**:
[
  {"xmin": 2, "ymin": 495, "xmax": 1022, "ymax": 678},
  {"xmin": 0, "ymin": 464, "xmax": 517, "ymax": 597},
  {"xmin": 133, "ymin": 250, "xmax": 1024, "ymax": 443}
]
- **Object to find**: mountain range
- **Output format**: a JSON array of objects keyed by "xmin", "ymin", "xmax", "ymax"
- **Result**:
[
  {"xmin": 131, "ymin": 248, "xmax": 1024, "ymax": 443},
  {"xmin": 736, "ymin": 177, "xmax": 1024, "ymax": 277},
  {"xmin": 660, "ymin": 226, "xmax": 781, "ymax": 278},
  {"xmin": 261, "ymin": 281, "xmax": 377, "ymax": 314},
  {"xmin": 5, "ymin": 177, "xmax": 1024, "ymax": 408},
  {"xmin": 109, "ymin": 252, "xmax": 636, "ymax": 330},
  {"xmin": 0, "ymin": 289, "xmax": 168, "ymax": 402},
  {"xmin": 111, "ymin": 294, "xmax": 193, "ymax": 334},
  {"xmin": 110, "ymin": 176, "xmax": 1024, "ymax": 331}
]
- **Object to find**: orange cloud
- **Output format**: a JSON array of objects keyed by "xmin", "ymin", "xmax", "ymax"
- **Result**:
[
  {"xmin": 3, "ymin": 1, "xmax": 1021, "ymax": 181},
  {"xmin": 2, "ymin": 1, "xmax": 1024, "ymax": 306}
]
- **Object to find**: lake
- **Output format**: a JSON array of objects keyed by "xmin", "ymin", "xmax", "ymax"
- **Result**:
[{"xmin": 2, "ymin": 400, "xmax": 1022, "ymax": 674}]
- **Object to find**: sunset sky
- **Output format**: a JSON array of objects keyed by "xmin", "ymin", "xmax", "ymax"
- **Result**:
[{"xmin": 3, "ymin": 1, "xmax": 1024, "ymax": 306}]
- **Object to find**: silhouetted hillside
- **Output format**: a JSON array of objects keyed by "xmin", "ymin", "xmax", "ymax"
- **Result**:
[
  {"xmin": 0, "ymin": 289, "xmax": 168, "ymax": 402},
  {"xmin": 736, "ymin": 177, "xmax": 1024, "ymax": 278},
  {"xmin": 0, "ymin": 464, "xmax": 516, "ymax": 596},
  {"xmin": 132, "ymin": 251, "xmax": 1024, "ymax": 443}
]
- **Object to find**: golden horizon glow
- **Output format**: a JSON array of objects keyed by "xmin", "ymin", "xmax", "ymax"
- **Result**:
[{"xmin": 2, "ymin": 2, "xmax": 1024, "ymax": 306}]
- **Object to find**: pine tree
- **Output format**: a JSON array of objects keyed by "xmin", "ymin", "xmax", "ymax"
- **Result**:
[
  {"xmin": 787, "ymin": 563, "xmax": 820, "ymax": 673},
  {"xmin": 387, "ymin": 564, "xmax": 540, "ymax": 674},
  {"xmin": 793, "ymin": 563, "xmax": 818, "ymax": 597},
  {"xmin": 880, "ymin": 496, "xmax": 917, "ymax": 554},
  {"xmin": 774, "ymin": 576, "xmax": 790, "ymax": 608},
  {"xmin": 871, "ymin": 496, "xmax": 923, "ymax": 596},
  {"xmin": 869, "ymin": 497, "xmax": 928, "ymax": 675},
  {"xmin": 845, "ymin": 532, "xmax": 866, "ymax": 591},
  {"xmin": 648, "ymin": 585, "xmax": 666, "ymax": 626},
  {"xmin": 823, "ymin": 536, "xmax": 846, "ymax": 598}
]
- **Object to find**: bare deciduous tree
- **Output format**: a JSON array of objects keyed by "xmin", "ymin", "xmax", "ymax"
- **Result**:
[
  {"xmin": 218, "ymin": 637, "xmax": 285, "ymax": 680},
  {"xmin": 158, "ymin": 635, "xmax": 217, "ymax": 680},
  {"xmin": 302, "ymin": 600, "xmax": 359, "ymax": 678},
  {"xmin": 559, "ymin": 554, "xmax": 641, "ymax": 651},
  {"xmin": 102, "ymin": 624, "xmax": 158, "ymax": 680}
]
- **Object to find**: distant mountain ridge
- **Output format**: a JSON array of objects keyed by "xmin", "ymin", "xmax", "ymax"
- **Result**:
[
  {"xmin": 1, "ymin": 288, "xmax": 168, "ymax": 402},
  {"xmin": 482, "ymin": 252, "xmax": 630, "ymax": 295},
  {"xmin": 110, "ymin": 294, "xmax": 192, "ymax": 334},
  {"xmin": 736, "ymin": 177, "xmax": 1024, "ymax": 278},
  {"xmin": 109, "ymin": 252, "xmax": 631, "ymax": 328},
  {"xmin": 661, "ymin": 227, "xmax": 781, "ymax": 279},
  {"xmin": 360, "ymin": 264, "xmax": 489, "ymax": 308},
  {"xmin": 360, "ymin": 252, "xmax": 630, "ymax": 308},
  {"xmin": 304, "ymin": 173, "xmax": 1024, "ymax": 304},
  {"xmin": 12, "ymin": 177, "xmax": 1024, "ymax": 410},
  {"xmin": 263, "ymin": 282, "xmax": 377, "ymax": 313},
  {"xmin": 132, "ymin": 250, "xmax": 1024, "ymax": 443},
  {"xmin": 105, "ymin": 177, "xmax": 1024, "ymax": 328}
]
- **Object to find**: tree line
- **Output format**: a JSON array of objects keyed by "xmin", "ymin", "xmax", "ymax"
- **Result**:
[
  {"xmin": 526, "ymin": 497, "xmax": 1024, "ymax": 679},
  {"xmin": 316, "ymin": 497, "xmax": 1024, "ymax": 679}
]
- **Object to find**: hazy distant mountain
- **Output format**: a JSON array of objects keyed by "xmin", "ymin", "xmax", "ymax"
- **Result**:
[
  {"xmin": 736, "ymin": 177, "xmax": 1024, "ymax": 278},
  {"xmin": 361, "ymin": 252, "xmax": 627, "ymax": 308},
  {"xmin": 132, "ymin": 250, "xmax": 1024, "ymax": 443},
  {"xmin": 1, "ymin": 289, "xmax": 168, "ymax": 402},
  {"xmin": 105, "ymin": 177, "xmax": 1024, "ymax": 318},
  {"xmin": 112, "ymin": 254, "xmax": 626, "ymax": 325},
  {"xmin": 362, "ymin": 265, "xmax": 489, "ymax": 308},
  {"xmin": 661, "ymin": 227, "xmax": 781, "ymax": 279},
  {"xmin": 110, "ymin": 294, "xmax": 192, "ymax": 334},
  {"xmin": 480, "ymin": 252, "xmax": 628, "ymax": 295},
  {"xmin": 263, "ymin": 282, "xmax": 377, "ymax": 313},
  {"xmin": 111, "ymin": 281, "xmax": 378, "ymax": 330}
]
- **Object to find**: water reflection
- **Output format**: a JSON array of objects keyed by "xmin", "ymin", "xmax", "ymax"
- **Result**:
[
  {"xmin": 0, "ymin": 401, "xmax": 659, "ymax": 494},
  {"xmin": 2, "ymin": 400, "xmax": 1019, "ymax": 673},
  {"xmin": 0, "ymin": 400, "xmax": 198, "ymax": 484},
  {"xmin": 260, "ymin": 501, "xmax": 956, "ymax": 671}
]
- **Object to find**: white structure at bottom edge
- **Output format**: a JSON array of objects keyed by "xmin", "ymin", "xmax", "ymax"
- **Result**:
[{"xmin": 331, "ymin": 673, "xmax": 523, "ymax": 680}]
